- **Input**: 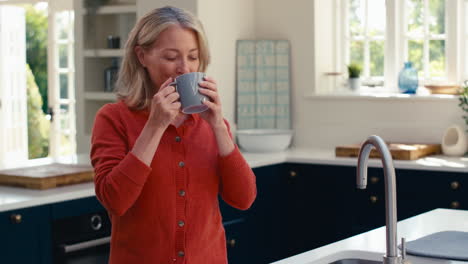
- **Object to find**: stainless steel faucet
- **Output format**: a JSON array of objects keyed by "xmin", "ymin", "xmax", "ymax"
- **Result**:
[{"xmin": 356, "ymin": 135, "xmax": 406, "ymax": 264}]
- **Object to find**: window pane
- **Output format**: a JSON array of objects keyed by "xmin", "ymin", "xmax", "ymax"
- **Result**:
[
  {"xmin": 60, "ymin": 134, "xmax": 73, "ymax": 156},
  {"xmin": 59, "ymin": 44, "xmax": 67, "ymax": 68},
  {"xmin": 407, "ymin": 0, "xmax": 424, "ymax": 35},
  {"xmin": 56, "ymin": 12, "xmax": 70, "ymax": 40},
  {"xmin": 370, "ymin": 41, "xmax": 384, "ymax": 77},
  {"xmin": 367, "ymin": 0, "xmax": 386, "ymax": 37},
  {"xmin": 350, "ymin": 41, "xmax": 364, "ymax": 67},
  {"xmin": 428, "ymin": 0, "xmax": 445, "ymax": 34},
  {"xmin": 59, "ymin": 104, "xmax": 72, "ymax": 156},
  {"xmin": 60, "ymin": 104, "xmax": 70, "ymax": 132},
  {"xmin": 408, "ymin": 40, "xmax": 423, "ymax": 77},
  {"xmin": 349, "ymin": 0, "xmax": 365, "ymax": 36},
  {"xmin": 60, "ymin": 73, "xmax": 68, "ymax": 99},
  {"xmin": 429, "ymin": 40, "xmax": 445, "ymax": 77}
]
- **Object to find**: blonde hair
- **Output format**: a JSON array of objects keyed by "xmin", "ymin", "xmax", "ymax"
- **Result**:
[{"xmin": 115, "ymin": 6, "xmax": 210, "ymax": 110}]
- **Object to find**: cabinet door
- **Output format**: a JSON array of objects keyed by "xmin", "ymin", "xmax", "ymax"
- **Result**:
[
  {"xmin": 280, "ymin": 163, "xmax": 356, "ymax": 257},
  {"xmin": 350, "ymin": 167, "xmax": 386, "ymax": 235},
  {"xmin": 0, "ymin": 205, "xmax": 51, "ymax": 264},
  {"xmin": 224, "ymin": 219, "xmax": 249, "ymax": 264},
  {"xmin": 248, "ymin": 164, "xmax": 283, "ymax": 264},
  {"xmin": 397, "ymin": 169, "xmax": 468, "ymax": 220}
]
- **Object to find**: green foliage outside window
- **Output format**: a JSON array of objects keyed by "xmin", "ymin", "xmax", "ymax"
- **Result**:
[
  {"xmin": 26, "ymin": 64, "xmax": 50, "ymax": 159},
  {"xmin": 25, "ymin": 5, "xmax": 48, "ymax": 114},
  {"xmin": 349, "ymin": 0, "xmax": 446, "ymax": 80}
]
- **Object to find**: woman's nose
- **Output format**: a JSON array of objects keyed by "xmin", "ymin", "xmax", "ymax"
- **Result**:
[{"xmin": 176, "ymin": 59, "xmax": 190, "ymax": 74}]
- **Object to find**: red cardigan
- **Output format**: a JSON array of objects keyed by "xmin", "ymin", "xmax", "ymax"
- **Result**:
[{"xmin": 90, "ymin": 101, "xmax": 257, "ymax": 264}]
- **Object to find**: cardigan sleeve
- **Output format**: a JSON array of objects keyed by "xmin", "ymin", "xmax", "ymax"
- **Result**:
[
  {"xmin": 218, "ymin": 120, "xmax": 257, "ymax": 210},
  {"xmin": 90, "ymin": 104, "xmax": 152, "ymax": 216}
]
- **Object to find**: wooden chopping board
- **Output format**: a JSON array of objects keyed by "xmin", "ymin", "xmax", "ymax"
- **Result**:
[
  {"xmin": 335, "ymin": 143, "xmax": 441, "ymax": 160},
  {"xmin": 0, "ymin": 163, "xmax": 94, "ymax": 190}
]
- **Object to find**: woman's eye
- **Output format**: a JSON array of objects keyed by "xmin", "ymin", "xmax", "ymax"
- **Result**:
[
  {"xmin": 189, "ymin": 56, "xmax": 199, "ymax": 61},
  {"xmin": 165, "ymin": 57, "xmax": 176, "ymax": 61}
]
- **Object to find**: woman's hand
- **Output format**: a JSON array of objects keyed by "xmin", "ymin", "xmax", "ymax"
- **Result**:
[
  {"xmin": 148, "ymin": 77, "xmax": 181, "ymax": 129},
  {"xmin": 198, "ymin": 76, "xmax": 225, "ymax": 129},
  {"xmin": 199, "ymin": 76, "xmax": 235, "ymax": 155}
]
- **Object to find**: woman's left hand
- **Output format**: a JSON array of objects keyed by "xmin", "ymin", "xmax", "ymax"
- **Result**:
[{"xmin": 198, "ymin": 76, "xmax": 225, "ymax": 128}]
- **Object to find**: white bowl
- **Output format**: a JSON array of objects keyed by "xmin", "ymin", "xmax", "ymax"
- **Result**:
[{"xmin": 236, "ymin": 129, "xmax": 293, "ymax": 153}]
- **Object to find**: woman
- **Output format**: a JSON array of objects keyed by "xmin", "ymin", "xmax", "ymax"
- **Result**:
[{"xmin": 90, "ymin": 6, "xmax": 257, "ymax": 264}]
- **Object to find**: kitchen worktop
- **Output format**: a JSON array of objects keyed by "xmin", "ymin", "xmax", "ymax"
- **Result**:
[
  {"xmin": 0, "ymin": 148, "xmax": 467, "ymax": 212},
  {"xmin": 272, "ymin": 208, "xmax": 468, "ymax": 264}
]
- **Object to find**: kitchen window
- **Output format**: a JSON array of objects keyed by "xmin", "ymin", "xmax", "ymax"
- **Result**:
[
  {"xmin": 0, "ymin": 0, "xmax": 75, "ymax": 167},
  {"xmin": 332, "ymin": 0, "xmax": 465, "ymax": 93}
]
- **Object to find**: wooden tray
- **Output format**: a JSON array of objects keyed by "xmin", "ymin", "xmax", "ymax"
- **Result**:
[
  {"xmin": 0, "ymin": 163, "xmax": 94, "ymax": 190},
  {"xmin": 335, "ymin": 143, "xmax": 441, "ymax": 160}
]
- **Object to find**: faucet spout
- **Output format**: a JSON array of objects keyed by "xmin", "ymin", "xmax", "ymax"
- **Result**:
[{"xmin": 356, "ymin": 135, "xmax": 401, "ymax": 264}]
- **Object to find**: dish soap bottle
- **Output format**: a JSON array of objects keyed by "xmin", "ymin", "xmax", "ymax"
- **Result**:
[{"xmin": 398, "ymin": 62, "xmax": 418, "ymax": 94}]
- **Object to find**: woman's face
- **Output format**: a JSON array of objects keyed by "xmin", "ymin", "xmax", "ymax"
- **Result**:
[{"xmin": 136, "ymin": 24, "xmax": 200, "ymax": 91}]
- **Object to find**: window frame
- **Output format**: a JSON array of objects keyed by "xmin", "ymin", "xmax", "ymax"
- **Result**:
[
  {"xmin": 337, "ymin": 0, "xmax": 464, "ymax": 93},
  {"xmin": 48, "ymin": 1, "xmax": 76, "ymax": 157}
]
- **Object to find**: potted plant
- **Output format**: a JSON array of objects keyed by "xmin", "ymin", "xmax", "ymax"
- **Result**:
[
  {"xmin": 347, "ymin": 63, "xmax": 362, "ymax": 91},
  {"xmin": 458, "ymin": 80, "xmax": 468, "ymax": 132}
]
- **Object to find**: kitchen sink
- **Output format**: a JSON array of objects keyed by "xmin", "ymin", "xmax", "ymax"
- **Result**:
[{"xmin": 329, "ymin": 259, "xmax": 382, "ymax": 264}]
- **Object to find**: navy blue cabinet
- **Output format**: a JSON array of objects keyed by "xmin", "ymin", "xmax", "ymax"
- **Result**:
[
  {"xmin": 1, "ymin": 164, "xmax": 467, "ymax": 264},
  {"xmin": 219, "ymin": 164, "xmax": 282, "ymax": 264},
  {"xmin": 397, "ymin": 169, "xmax": 468, "ymax": 220},
  {"xmin": 0, "ymin": 205, "xmax": 51, "ymax": 264}
]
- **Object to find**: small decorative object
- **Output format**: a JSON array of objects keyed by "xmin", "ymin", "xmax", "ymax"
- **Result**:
[
  {"xmin": 458, "ymin": 80, "xmax": 468, "ymax": 132},
  {"xmin": 107, "ymin": 35, "xmax": 120, "ymax": 49},
  {"xmin": 347, "ymin": 63, "xmax": 362, "ymax": 91},
  {"xmin": 425, "ymin": 84, "xmax": 460, "ymax": 95},
  {"xmin": 104, "ymin": 58, "xmax": 119, "ymax": 92},
  {"xmin": 398, "ymin": 62, "xmax": 418, "ymax": 94},
  {"xmin": 441, "ymin": 124, "xmax": 468, "ymax": 156}
]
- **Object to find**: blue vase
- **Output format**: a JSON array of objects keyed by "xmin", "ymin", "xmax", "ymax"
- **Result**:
[{"xmin": 398, "ymin": 62, "xmax": 418, "ymax": 94}]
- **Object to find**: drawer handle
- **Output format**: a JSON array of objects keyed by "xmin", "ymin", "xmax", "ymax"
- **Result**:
[
  {"xmin": 450, "ymin": 181, "xmax": 460, "ymax": 190},
  {"xmin": 370, "ymin": 196, "xmax": 378, "ymax": 204},
  {"xmin": 289, "ymin": 171, "xmax": 297, "ymax": 178},
  {"xmin": 227, "ymin": 238, "xmax": 236, "ymax": 248},
  {"xmin": 62, "ymin": 236, "xmax": 111, "ymax": 253},
  {"xmin": 10, "ymin": 214, "xmax": 22, "ymax": 224},
  {"xmin": 450, "ymin": 201, "xmax": 460, "ymax": 209},
  {"xmin": 370, "ymin": 176, "xmax": 379, "ymax": 184}
]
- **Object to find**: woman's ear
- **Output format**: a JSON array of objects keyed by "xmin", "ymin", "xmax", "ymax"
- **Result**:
[{"xmin": 134, "ymin": 46, "xmax": 146, "ymax": 67}]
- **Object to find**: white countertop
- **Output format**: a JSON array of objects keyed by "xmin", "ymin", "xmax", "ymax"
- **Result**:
[
  {"xmin": 1, "ymin": 148, "xmax": 468, "ymax": 212},
  {"xmin": 271, "ymin": 208, "xmax": 468, "ymax": 264}
]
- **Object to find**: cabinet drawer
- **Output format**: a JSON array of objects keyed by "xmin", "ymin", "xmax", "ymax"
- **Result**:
[{"xmin": 51, "ymin": 197, "xmax": 105, "ymax": 220}]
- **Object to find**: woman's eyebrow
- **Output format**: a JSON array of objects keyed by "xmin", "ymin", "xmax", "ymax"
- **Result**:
[{"xmin": 162, "ymin": 48, "xmax": 199, "ymax": 52}]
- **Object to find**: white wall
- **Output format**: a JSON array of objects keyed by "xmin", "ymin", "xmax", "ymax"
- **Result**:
[
  {"xmin": 197, "ymin": 0, "xmax": 256, "ymax": 125},
  {"xmin": 254, "ymin": 0, "xmax": 464, "ymax": 148},
  {"xmin": 137, "ymin": 0, "xmax": 197, "ymax": 18}
]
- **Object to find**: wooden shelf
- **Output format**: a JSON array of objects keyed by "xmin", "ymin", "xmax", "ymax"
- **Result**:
[
  {"xmin": 83, "ymin": 5, "xmax": 136, "ymax": 15},
  {"xmin": 84, "ymin": 92, "xmax": 117, "ymax": 101},
  {"xmin": 84, "ymin": 49, "xmax": 124, "ymax": 57}
]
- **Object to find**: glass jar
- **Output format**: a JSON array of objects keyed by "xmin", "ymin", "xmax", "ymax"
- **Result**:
[{"xmin": 104, "ymin": 58, "xmax": 119, "ymax": 92}]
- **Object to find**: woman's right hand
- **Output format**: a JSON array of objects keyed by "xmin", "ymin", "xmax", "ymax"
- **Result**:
[{"xmin": 148, "ymin": 78, "xmax": 181, "ymax": 128}]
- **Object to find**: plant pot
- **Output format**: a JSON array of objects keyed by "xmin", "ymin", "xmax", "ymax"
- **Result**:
[{"xmin": 348, "ymin": 78, "xmax": 360, "ymax": 91}]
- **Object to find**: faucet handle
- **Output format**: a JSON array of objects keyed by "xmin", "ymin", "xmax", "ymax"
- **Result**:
[
  {"xmin": 400, "ymin": 237, "xmax": 411, "ymax": 264},
  {"xmin": 401, "ymin": 237, "xmax": 406, "ymax": 258}
]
